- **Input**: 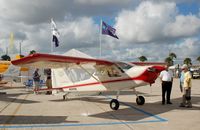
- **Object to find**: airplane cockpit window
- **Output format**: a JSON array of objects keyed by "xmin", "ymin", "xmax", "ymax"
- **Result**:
[
  {"xmin": 115, "ymin": 62, "xmax": 133, "ymax": 71},
  {"xmin": 65, "ymin": 68, "xmax": 95, "ymax": 82},
  {"xmin": 93, "ymin": 65, "xmax": 121, "ymax": 77},
  {"xmin": 107, "ymin": 68, "xmax": 121, "ymax": 77}
]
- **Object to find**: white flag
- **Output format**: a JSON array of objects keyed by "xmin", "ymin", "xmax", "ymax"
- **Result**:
[{"xmin": 51, "ymin": 18, "xmax": 60, "ymax": 47}]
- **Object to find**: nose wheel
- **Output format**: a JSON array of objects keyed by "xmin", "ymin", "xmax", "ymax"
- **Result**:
[
  {"xmin": 110, "ymin": 99, "xmax": 120, "ymax": 110},
  {"xmin": 136, "ymin": 96, "xmax": 145, "ymax": 105}
]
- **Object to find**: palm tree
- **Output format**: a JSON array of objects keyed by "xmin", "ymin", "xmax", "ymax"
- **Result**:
[
  {"xmin": 169, "ymin": 52, "xmax": 177, "ymax": 65},
  {"xmin": 169, "ymin": 52, "xmax": 177, "ymax": 60},
  {"xmin": 183, "ymin": 58, "xmax": 192, "ymax": 66},
  {"xmin": 1, "ymin": 54, "xmax": 11, "ymax": 61},
  {"xmin": 138, "ymin": 56, "xmax": 147, "ymax": 62},
  {"xmin": 164, "ymin": 57, "xmax": 173, "ymax": 66},
  {"xmin": 29, "ymin": 50, "xmax": 36, "ymax": 55},
  {"xmin": 197, "ymin": 56, "xmax": 200, "ymax": 63}
]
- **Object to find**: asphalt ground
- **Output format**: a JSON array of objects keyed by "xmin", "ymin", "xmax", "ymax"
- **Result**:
[{"xmin": 0, "ymin": 78, "xmax": 199, "ymax": 130}]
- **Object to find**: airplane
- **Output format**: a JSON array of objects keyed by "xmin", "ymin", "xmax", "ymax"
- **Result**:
[
  {"xmin": 11, "ymin": 53, "xmax": 165, "ymax": 110},
  {"xmin": 0, "ymin": 60, "xmax": 30, "ymax": 84},
  {"xmin": 0, "ymin": 61, "xmax": 10, "ymax": 74}
]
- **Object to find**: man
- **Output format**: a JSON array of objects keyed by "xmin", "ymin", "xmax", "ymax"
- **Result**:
[
  {"xmin": 159, "ymin": 65, "xmax": 173, "ymax": 105},
  {"xmin": 179, "ymin": 70, "xmax": 184, "ymax": 93},
  {"xmin": 45, "ymin": 69, "xmax": 52, "ymax": 95},
  {"xmin": 33, "ymin": 68, "xmax": 41, "ymax": 94},
  {"xmin": 179, "ymin": 64, "xmax": 192, "ymax": 108}
]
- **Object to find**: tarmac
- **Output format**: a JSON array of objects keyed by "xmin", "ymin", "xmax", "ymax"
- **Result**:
[{"xmin": 0, "ymin": 78, "xmax": 199, "ymax": 130}]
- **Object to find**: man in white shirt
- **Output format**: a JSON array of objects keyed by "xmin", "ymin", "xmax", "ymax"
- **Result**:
[{"xmin": 159, "ymin": 65, "xmax": 173, "ymax": 105}]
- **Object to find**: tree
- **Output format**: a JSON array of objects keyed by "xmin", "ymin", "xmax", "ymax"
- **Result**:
[
  {"xmin": 165, "ymin": 57, "xmax": 173, "ymax": 66},
  {"xmin": 29, "ymin": 50, "xmax": 36, "ymax": 55},
  {"xmin": 197, "ymin": 56, "xmax": 200, "ymax": 63},
  {"xmin": 183, "ymin": 58, "xmax": 192, "ymax": 66},
  {"xmin": 169, "ymin": 52, "xmax": 177, "ymax": 60},
  {"xmin": 138, "ymin": 56, "xmax": 147, "ymax": 62},
  {"xmin": 1, "ymin": 54, "xmax": 11, "ymax": 61},
  {"xmin": 164, "ymin": 52, "xmax": 176, "ymax": 66}
]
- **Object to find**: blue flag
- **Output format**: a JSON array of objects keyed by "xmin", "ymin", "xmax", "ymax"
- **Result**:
[
  {"xmin": 102, "ymin": 21, "xmax": 119, "ymax": 39},
  {"xmin": 51, "ymin": 19, "xmax": 60, "ymax": 47}
]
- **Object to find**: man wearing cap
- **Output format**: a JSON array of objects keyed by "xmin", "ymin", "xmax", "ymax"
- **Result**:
[
  {"xmin": 159, "ymin": 65, "xmax": 173, "ymax": 105},
  {"xmin": 179, "ymin": 64, "xmax": 192, "ymax": 108}
]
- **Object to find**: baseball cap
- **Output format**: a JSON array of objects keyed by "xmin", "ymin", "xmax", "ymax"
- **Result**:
[{"xmin": 181, "ymin": 64, "xmax": 188, "ymax": 69}]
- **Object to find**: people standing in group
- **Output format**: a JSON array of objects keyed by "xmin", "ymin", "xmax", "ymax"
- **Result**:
[
  {"xmin": 179, "ymin": 64, "xmax": 192, "ymax": 108},
  {"xmin": 45, "ymin": 69, "xmax": 52, "ymax": 95},
  {"xmin": 33, "ymin": 68, "xmax": 41, "ymax": 94},
  {"xmin": 159, "ymin": 64, "xmax": 173, "ymax": 105}
]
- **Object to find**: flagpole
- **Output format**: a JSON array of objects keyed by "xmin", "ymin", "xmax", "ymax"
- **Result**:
[
  {"xmin": 99, "ymin": 19, "xmax": 102, "ymax": 58},
  {"xmin": 51, "ymin": 18, "xmax": 53, "ymax": 53},
  {"xmin": 51, "ymin": 28, "xmax": 53, "ymax": 53},
  {"xmin": 19, "ymin": 40, "xmax": 23, "ymax": 55},
  {"xmin": 51, "ymin": 37, "xmax": 53, "ymax": 53}
]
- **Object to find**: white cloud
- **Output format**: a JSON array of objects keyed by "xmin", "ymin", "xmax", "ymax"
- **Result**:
[
  {"xmin": 61, "ymin": 17, "xmax": 98, "ymax": 41},
  {"xmin": 115, "ymin": 1, "xmax": 200, "ymax": 43},
  {"xmin": 74, "ymin": 0, "xmax": 131, "ymax": 5},
  {"xmin": 164, "ymin": 15, "xmax": 200, "ymax": 37},
  {"xmin": 169, "ymin": 38, "xmax": 200, "ymax": 60},
  {"xmin": 115, "ymin": 1, "xmax": 177, "ymax": 43},
  {"xmin": 0, "ymin": 0, "xmax": 200, "ymax": 62}
]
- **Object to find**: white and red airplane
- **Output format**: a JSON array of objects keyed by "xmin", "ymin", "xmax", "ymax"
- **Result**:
[{"xmin": 11, "ymin": 53, "xmax": 165, "ymax": 110}]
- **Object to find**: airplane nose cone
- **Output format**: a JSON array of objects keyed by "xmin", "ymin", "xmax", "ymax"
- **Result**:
[
  {"xmin": 146, "ymin": 65, "xmax": 165, "ymax": 84},
  {"xmin": 151, "ymin": 65, "xmax": 166, "ymax": 73}
]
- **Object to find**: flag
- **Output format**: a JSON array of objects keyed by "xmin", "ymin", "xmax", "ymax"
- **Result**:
[
  {"xmin": 102, "ymin": 21, "xmax": 119, "ymax": 39},
  {"xmin": 51, "ymin": 18, "xmax": 60, "ymax": 47},
  {"xmin": 9, "ymin": 32, "xmax": 14, "ymax": 52}
]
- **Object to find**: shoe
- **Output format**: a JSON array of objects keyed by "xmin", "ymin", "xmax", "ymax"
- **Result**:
[
  {"xmin": 186, "ymin": 105, "xmax": 192, "ymax": 108},
  {"xmin": 179, "ymin": 104, "xmax": 185, "ymax": 107},
  {"xmin": 167, "ymin": 102, "xmax": 172, "ymax": 104},
  {"xmin": 162, "ymin": 101, "xmax": 165, "ymax": 105}
]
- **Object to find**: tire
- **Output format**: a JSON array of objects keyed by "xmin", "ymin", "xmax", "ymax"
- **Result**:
[
  {"xmin": 110, "ymin": 99, "xmax": 120, "ymax": 110},
  {"xmin": 63, "ymin": 95, "xmax": 66, "ymax": 100},
  {"xmin": 136, "ymin": 96, "xmax": 145, "ymax": 105}
]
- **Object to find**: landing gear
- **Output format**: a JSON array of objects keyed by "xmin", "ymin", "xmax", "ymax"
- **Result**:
[
  {"xmin": 63, "ymin": 95, "xmax": 66, "ymax": 100},
  {"xmin": 63, "ymin": 92, "xmax": 70, "ymax": 100},
  {"xmin": 136, "ymin": 96, "xmax": 145, "ymax": 105},
  {"xmin": 110, "ymin": 99, "xmax": 120, "ymax": 110},
  {"xmin": 133, "ymin": 88, "xmax": 145, "ymax": 105}
]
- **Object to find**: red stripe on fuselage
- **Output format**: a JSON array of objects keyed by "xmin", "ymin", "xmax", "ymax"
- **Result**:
[{"xmin": 37, "ymin": 77, "xmax": 138, "ymax": 91}]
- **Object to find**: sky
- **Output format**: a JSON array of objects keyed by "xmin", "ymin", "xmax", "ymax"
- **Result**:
[{"xmin": 0, "ymin": 0, "xmax": 200, "ymax": 64}]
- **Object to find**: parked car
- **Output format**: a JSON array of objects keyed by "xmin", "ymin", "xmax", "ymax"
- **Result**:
[{"xmin": 190, "ymin": 68, "xmax": 200, "ymax": 79}]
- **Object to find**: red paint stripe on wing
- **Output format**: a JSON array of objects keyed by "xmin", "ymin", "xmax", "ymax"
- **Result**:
[{"xmin": 11, "ymin": 53, "xmax": 114, "ymax": 66}]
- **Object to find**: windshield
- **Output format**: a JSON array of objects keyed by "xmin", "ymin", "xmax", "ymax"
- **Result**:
[{"xmin": 115, "ymin": 62, "xmax": 134, "ymax": 71}]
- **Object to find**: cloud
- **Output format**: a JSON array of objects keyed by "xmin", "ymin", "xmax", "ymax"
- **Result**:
[
  {"xmin": 169, "ymin": 38, "xmax": 200, "ymax": 60},
  {"xmin": 0, "ymin": 0, "xmax": 135, "ymax": 25},
  {"xmin": 0, "ymin": 0, "xmax": 199, "ymax": 62},
  {"xmin": 59, "ymin": 17, "xmax": 99, "ymax": 50},
  {"xmin": 115, "ymin": 1, "xmax": 177, "ymax": 43},
  {"xmin": 115, "ymin": 1, "xmax": 200, "ymax": 43},
  {"xmin": 74, "ymin": 0, "xmax": 131, "ymax": 5},
  {"xmin": 164, "ymin": 15, "xmax": 200, "ymax": 37}
]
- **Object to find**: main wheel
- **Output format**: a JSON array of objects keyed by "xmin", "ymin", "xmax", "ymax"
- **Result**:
[
  {"xmin": 63, "ymin": 95, "xmax": 66, "ymax": 100},
  {"xmin": 110, "ymin": 99, "xmax": 120, "ymax": 110},
  {"xmin": 136, "ymin": 96, "xmax": 145, "ymax": 105}
]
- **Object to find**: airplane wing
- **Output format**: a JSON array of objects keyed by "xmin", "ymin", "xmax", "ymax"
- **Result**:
[
  {"xmin": 131, "ymin": 62, "xmax": 166, "ymax": 66},
  {"xmin": 11, "ymin": 53, "xmax": 119, "ymax": 92},
  {"xmin": 11, "ymin": 53, "xmax": 114, "ymax": 68}
]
